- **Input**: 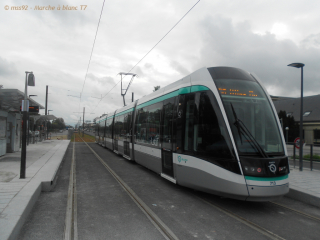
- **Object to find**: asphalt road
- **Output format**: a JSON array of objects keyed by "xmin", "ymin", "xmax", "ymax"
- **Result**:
[{"xmin": 18, "ymin": 142, "xmax": 320, "ymax": 239}]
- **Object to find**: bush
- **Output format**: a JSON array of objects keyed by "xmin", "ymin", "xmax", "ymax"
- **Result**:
[{"xmin": 291, "ymin": 154, "xmax": 320, "ymax": 161}]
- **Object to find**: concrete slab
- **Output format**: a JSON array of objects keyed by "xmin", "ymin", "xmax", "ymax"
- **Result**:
[{"xmin": 0, "ymin": 140, "xmax": 70, "ymax": 240}]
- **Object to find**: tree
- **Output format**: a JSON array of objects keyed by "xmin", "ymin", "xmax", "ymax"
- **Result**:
[
  {"xmin": 153, "ymin": 86, "xmax": 160, "ymax": 92},
  {"xmin": 278, "ymin": 110, "xmax": 299, "ymax": 142},
  {"xmin": 51, "ymin": 118, "xmax": 66, "ymax": 130}
]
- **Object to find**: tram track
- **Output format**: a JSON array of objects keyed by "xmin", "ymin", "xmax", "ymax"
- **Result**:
[
  {"xmin": 75, "ymin": 134, "xmax": 319, "ymax": 240},
  {"xmin": 196, "ymin": 196, "xmax": 286, "ymax": 240},
  {"xmin": 64, "ymin": 140, "xmax": 78, "ymax": 240},
  {"xmin": 78, "ymin": 136, "xmax": 284, "ymax": 240},
  {"xmin": 195, "ymin": 194, "xmax": 320, "ymax": 240},
  {"xmin": 269, "ymin": 201, "xmax": 320, "ymax": 222},
  {"xmin": 78, "ymin": 135, "xmax": 179, "ymax": 240}
]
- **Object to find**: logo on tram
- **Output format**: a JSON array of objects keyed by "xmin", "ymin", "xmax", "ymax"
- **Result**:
[
  {"xmin": 268, "ymin": 162, "xmax": 277, "ymax": 174},
  {"xmin": 177, "ymin": 156, "xmax": 188, "ymax": 163}
]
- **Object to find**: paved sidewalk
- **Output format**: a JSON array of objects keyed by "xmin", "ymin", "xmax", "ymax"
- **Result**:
[
  {"xmin": 0, "ymin": 140, "xmax": 70, "ymax": 240},
  {"xmin": 287, "ymin": 167, "xmax": 320, "ymax": 208}
]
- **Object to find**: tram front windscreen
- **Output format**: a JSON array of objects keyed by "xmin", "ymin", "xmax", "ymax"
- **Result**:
[{"xmin": 214, "ymin": 79, "xmax": 284, "ymax": 156}]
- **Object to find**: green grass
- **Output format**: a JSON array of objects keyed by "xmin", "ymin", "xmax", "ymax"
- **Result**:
[{"xmin": 290, "ymin": 154, "xmax": 320, "ymax": 161}]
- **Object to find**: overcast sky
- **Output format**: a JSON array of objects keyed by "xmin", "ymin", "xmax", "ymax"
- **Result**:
[{"xmin": 1, "ymin": 0, "xmax": 319, "ymax": 126}]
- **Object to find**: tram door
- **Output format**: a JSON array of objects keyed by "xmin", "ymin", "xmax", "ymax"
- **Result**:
[
  {"xmin": 161, "ymin": 98, "xmax": 175, "ymax": 177},
  {"xmin": 123, "ymin": 112, "xmax": 132, "ymax": 158}
]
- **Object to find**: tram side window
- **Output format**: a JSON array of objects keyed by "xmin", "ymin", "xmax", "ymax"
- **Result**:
[
  {"xmin": 102, "ymin": 120, "xmax": 106, "ymax": 137},
  {"xmin": 135, "ymin": 103, "xmax": 161, "ymax": 146},
  {"xmin": 95, "ymin": 124, "xmax": 99, "ymax": 136},
  {"xmin": 123, "ymin": 112, "xmax": 132, "ymax": 141},
  {"xmin": 135, "ymin": 108, "xmax": 148, "ymax": 143},
  {"xmin": 114, "ymin": 115, "xmax": 122, "ymax": 140},
  {"xmin": 194, "ymin": 91, "xmax": 234, "ymax": 160},
  {"xmin": 119, "ymin": 114, "xmax": 125, "ymax": 141},
  {"xmin": 184, "ymin": 94, "xmax": 195, "ymax": 151},
  {"xmin": 147, "ymin": 103, "xmax": 161, "ymax": 146},
  {"xmin": 106, "ymin": 118, "xmax": 112, "ymax": 138},
  {"xmin": 162, "ymin": 98, "xmax": 175, "ymax": 148},
  {"xmin": 126, "ymin": 112, "xmax": 132, "ymax": 140}
]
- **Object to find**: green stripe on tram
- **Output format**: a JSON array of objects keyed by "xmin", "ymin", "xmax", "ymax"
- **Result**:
[
  {"xmin": 191, "ymin": 85, "xmax": 210, "ymax": 92},
  {"xmin": 245, "ymin": 175, "xmax": 288, "ymax": 181},
  {"xmin": 136, "ymin": 85, "xmax": 209, "ymax": 109},
  {"xmin": 115, "ymin": 108, "xmax": 134, "ymax": 117}
]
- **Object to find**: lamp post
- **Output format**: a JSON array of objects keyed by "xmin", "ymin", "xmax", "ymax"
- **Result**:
[
  {"xmin": 48, "ymin": 110, "xmax": 53, "ymax": 136},
  {"xmin": 20, "ymin": 72, "xmax": 35, "ymax": 179},
  {"xmin": 288, "ymin": 63, "xmax": 305, "ymax": 171},
  {"xmin": 285, "ymin": 127, "xmax": 289, "ymax": 143},
  {"xmin": 27, "ymin": 95, "xmax": 37, "ymax": 145}
]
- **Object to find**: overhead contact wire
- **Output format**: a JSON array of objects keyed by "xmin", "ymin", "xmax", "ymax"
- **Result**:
[
  {"xmin": 77, "ymin": 0, "xmax": 106, "ymax": 121},
  {"xmin": 92, "ymin": 0, "xmax": 201, "ymax": 112},
  {"xmin": 80, "ymin": 0, "xmax": 106, "ymax": 102}
]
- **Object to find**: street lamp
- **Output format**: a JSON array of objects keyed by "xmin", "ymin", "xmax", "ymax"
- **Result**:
[
  {"xmin": 285, "ymin": 127, "xmax": 289, "ymax": 143},
  {"xmin": 47, "ymin": 110, "xmax": 53, "ymax": 137},
  {"xmin": 288, "ymin": 62, "xmax": 305, "ymax": 171},
  {"xmin": 20, "ymin": 71, "xmax": 35, "ymax": 179},
  {"xmin": 27, "ymin": 95, "xmax": 37, "ymax": 145}
]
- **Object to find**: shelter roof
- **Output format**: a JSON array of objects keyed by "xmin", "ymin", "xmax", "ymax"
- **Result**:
[{"xmin": 0, "ymin": 89, "xmax": 45, "ymax": 112}]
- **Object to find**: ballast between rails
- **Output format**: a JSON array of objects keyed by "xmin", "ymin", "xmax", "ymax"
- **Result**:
[{"xmin": 94, "ymin": 66, "xmax": 290, "ymax": 201}]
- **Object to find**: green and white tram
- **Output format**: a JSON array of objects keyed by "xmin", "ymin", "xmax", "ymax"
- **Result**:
[{"xmin": 95, "ymin": 67, "xmax": 289, "ymax": 201}]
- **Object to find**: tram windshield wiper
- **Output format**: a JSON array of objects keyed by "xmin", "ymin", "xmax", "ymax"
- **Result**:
[{"xmin": 230, "ymin": 103, "xmax": 269, "ymax": 158}]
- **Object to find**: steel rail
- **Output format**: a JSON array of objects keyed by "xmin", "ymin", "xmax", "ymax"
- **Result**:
[
  {"xmin": 269, "ymin": 201, "xmax": 320, "ymax": 222},
  {"xmin": 197, "ymin": 196, "xmax": 286, "ymax": 240},
  {"xmin": 78, "ymin": 135, "xmax": 178, "ymax": 240},
  {"xmin": 64, "ymin": 140, "xmax": 78, "ymax": 240}
]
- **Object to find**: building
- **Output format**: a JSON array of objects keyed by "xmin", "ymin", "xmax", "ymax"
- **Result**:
[
  {"xmin": 272, "ymin": 94, "xmax": 320, "ymax": 144},
  {"xmin": 0, "ymin": 89, "xmax": 45, "ymax": 156}
]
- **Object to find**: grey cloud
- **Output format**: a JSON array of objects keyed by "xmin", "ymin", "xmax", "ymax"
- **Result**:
[
  {"xmin": 170, "ymin": 60, "xmax": 190, "ymax": 76},
  {"xmin": 87, "ymin": 73, "xmax": 116, "ymax": 87},
  {"xmin": 301, "ymin": 33, "xmax": 320, "ymax": 49},
  {"xmin": 0, "ymin": 57, "xmax": 18, "ymax": 77},
  {"xmin": 12, "ymin": 0, "xmax": 98, "ymax": 29},
  {"xmin": 197, "ymin": 15, "xmax": 320, "ymax": 97}
]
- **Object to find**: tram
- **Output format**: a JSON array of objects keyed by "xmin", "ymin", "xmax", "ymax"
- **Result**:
[{"xmin": 95, "ymin": 67, "xmax": 289, "ymax": 201}]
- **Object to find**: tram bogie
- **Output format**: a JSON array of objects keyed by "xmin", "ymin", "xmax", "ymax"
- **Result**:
[{"xmin": 94, "ymin": 67, "xmax": 289, "ymax": 201}]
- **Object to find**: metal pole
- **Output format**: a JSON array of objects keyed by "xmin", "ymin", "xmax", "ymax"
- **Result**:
[
  {"xmin": 45, "ymin": 85, "xmax": 48, "ymax": 140},
  {"xmin": 20, "ymin": 72, "xmax": 28, "ymax": 178},
  {"xmin": 45, "ymin": 85, "xmax": 48, "ymax": 115},
  {"xmin": 83, "ymin": 107, "xmax": 85, "ymax": 137},
  {"xmin": 132, "ymin": 92, "xmax": 134, "ymax": 102},
  {"xmin": 293, "ymin": 145, "xmax": 296, "ymax": 168},
  {"xmin": 310, "ymin": 144, "xmax": 313, "ymax": 171},
  {"xmin": 299, "ymin": 67, "xmax": 304, "ymax": 171}
]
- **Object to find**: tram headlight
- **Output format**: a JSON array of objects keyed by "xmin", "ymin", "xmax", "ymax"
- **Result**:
[
  {"xmin": 243, "ymin": 165, "xmax": 265, "ymax": 175},
  {"xmin": 240, "ymin": 156, "xmax": 289, "ymax": 177}
]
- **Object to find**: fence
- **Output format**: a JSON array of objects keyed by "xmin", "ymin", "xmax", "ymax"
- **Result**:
[{"xmin": 286, "ymin": 142, "xmax": 320, "ymax": 171}]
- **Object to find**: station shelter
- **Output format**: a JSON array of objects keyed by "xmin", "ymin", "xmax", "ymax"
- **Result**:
[{"xmin": 0, "ymin": 89, "xmax": 45, "ymax": 156}]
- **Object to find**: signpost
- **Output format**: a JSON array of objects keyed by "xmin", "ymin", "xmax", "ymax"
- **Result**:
[{"xmin": 294, "ymin": 137, "xmax": 301, "ymax": 149}]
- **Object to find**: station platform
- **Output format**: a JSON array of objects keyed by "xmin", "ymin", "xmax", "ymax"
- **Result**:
[
  {"xmin": 0, "ymin": 141, "xmax": 319, "ymax": 240},
  {"xmin": 0, "ymin": 140, "xmax": 70, "ymax": 240}
]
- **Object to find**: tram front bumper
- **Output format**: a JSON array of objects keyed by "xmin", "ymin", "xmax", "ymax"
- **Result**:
[{"xmin": 246, "ymin": 183, "xmax": 289, "ymax": 201}]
